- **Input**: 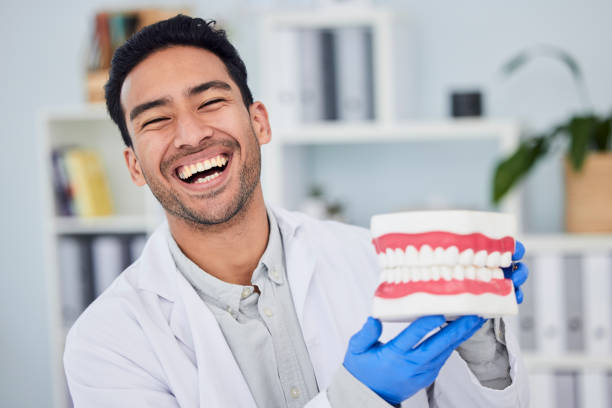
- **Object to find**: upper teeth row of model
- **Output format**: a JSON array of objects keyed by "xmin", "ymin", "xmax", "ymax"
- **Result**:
[
  {"xmin": 179, "ymin": 155, "xmax": 227, "ymax": 180},
  {"xmin": 378, "ymin": 246, "xmax": 513, "ymax": 269},
  {"xmin": 380, "ymin": 265, "xmax": 505, "ymax": 283}
]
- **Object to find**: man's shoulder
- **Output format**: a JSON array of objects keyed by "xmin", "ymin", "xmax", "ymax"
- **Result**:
[
  {"xmin": 271, "ymin": 206, "xmax": 371, "ymax": 241},
  {"xmin": 64, "ymin": 225, "xmax": 174, "ymax": 357},
  {"xmin": 66, "ymin": 262, "xmax": 146, "ymax": 344}
]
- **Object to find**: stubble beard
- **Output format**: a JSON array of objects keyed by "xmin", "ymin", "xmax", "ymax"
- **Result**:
[{"xmin": 143, "ymin": 131, "xmax": 262, "ymax": 229}]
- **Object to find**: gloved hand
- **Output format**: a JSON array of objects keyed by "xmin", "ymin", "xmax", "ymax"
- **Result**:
[
  {"xmin": 343, "ymin": 315, "xmax": 486, "ymax": 405},
  {"xmin": 503, "ymin": 240, "xmax": 529, "ymax": 304}
]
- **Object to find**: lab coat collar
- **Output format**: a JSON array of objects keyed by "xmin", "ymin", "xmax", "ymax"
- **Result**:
[
  {"xmin": 269, "ymin": 205, "xmax": 317, "ymax": 324},
  {"xmin": 136, "ymin": 221, "xmax": 177, "ymax": 302},
  {"xmin": 135, "ymin": 206, "xmax": 318, "ymax": 344},
  {"xmin": 135, "ymin": 206, "xmax": 313, "ymax": 314},
  {"xmin": 136, "ymin": 220, "xmax": 257, "ymax": 406}
]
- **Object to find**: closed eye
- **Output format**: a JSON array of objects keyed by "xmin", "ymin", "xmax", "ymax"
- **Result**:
[
  {"xmin": 142, "ymin": 117, "xmax": 169, "ymax": 129},
  {"xmin": 199, "ymin": 98, "xmax": 225, "ymax": 109}
]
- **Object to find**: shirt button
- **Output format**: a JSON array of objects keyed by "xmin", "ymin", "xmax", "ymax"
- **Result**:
[
  {"xmin": 290, "ymin": 387, "xmax": 300, "ymax": 399},
  {"xmin": 263, "ymin": 307, "xmax": 274, "ymax": 317},
  {"xmin": 241, "ymin": 287, "xmax": 252, "ymax": 299},
  {"xmin": 270, "ymin": 268, "xmax": 280, "ymax": 280}
]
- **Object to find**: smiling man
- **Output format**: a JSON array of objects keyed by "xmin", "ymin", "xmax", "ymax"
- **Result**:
[{"xmin": 64, "ymin": 15, "xmax": 530, "ymax": 407}]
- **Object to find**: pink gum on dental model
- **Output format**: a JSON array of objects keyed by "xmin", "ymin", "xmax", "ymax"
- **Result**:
[{"xmin": 372, "ymin": 231, "xmax": 515, "ymax": 255}]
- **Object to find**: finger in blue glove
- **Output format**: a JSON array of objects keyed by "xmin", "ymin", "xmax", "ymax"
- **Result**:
[
  {"xmin": 512, "ymin": 240, "xmax": 525, "ymax": 261},
  {"xmin": 343, "ymin": 315, "xmax": 486, "ymax": 405},
  {"xmin": 501, "ymin": 240, "xmax": 529, "ymax": 304}
]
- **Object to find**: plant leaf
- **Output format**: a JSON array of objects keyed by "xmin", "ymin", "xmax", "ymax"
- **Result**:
[
  {"xmin": 554, "ymin": 49, "xmax": 584, "ymax": 83},
  {"xmin": 501, "ymin": 51, "xmax": 531, "ymax": 77},
  {"xmin": 568, "ymin": 115, "xmax": 596, "ymax": 170},
  {"xmin": 592, "ymin": 117, "xmax": 611, "ymax": 151},
  {"xmin": 492, "ymin": 137, "xmax": 549, "ymax": 204}
]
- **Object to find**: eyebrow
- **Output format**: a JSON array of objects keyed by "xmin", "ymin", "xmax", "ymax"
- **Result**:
[
  {"xmin": 187, "ymin": 80, "xmax": 232, "ymax": 97},
  {"xmin": 129, "ymin": 80, "xmax": 232, "ymax": 122},
  {"xmin": 129, "ymin": 98, "xmax": 171, "ymax": 122}
]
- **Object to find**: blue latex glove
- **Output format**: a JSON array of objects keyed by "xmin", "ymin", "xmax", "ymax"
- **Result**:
[
  {"xmin": 502, "ymin": 240, "xmax": 529, "ymax": 304},
  {"xmin": 343, "ymin": 315, "xmax": 486, "ymax": 405}
]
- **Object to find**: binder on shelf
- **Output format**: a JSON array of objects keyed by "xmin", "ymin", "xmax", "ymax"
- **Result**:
[
  {"xmin": 320, "ymin": 29, "xmax": 338, "ymax": 121},
  {"xmin": 58, "ymin": 237, "xmax": 93, "ymax": 327},
  {"xmin": 529, "ymin": 371, "xmax": 555, "ymax": 408},
  {"xmin": 517, "ymin": 254, "xmax": 536, "ymax": 350},
  {"xmin": 554, "ymin": 371, "xmax": 578, "ymax": 408},
  {"xmin": 582, "ymin": 253, "xmax": 612, "ymax": 354},
  {"xmin": 579, "ymin": 371, "xmax": 609, "ymax": 408},
  {"xmin": 533, "ymin": 253, "xmax": 565, "ymax": 353},
  {"xmin": 91, "ymin": 236, "xmax": 124, "ymax": 297},
  {"xmin": 267, "ymin": 28, "xmax": 300, "ymax": 127},
  {"xmin": 563, "ymin": 255, "xmax": 584, "ymax": 351},
  {"xmin": 298, "ymin": 28, "xmax": 326, "ymax": 123},
  {"xmin": 129, "ymin": 234, "xmax": 148, "ymax": 263},
  {"xmin": 334, "ymin": 26, "xmax": 374, "ymax": 121}
]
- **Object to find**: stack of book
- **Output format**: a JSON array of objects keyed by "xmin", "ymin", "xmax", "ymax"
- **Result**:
[
  {"xmin": 52, "ymin": 147, "xmax": 114, "ymax": 217},
  {"xmin": 86, "ymin": 8, "xmax": 189, "ymax": 102},
  {"xmin": 267, "ymin": 26, "xmax": 375, "ymax": 126}
]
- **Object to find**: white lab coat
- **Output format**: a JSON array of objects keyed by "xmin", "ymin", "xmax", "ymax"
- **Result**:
[{"xmin": 64, "ymin": 207, "xmax": 530, "ymax": 407}]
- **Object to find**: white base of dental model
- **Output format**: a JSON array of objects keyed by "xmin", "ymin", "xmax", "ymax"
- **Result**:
[
  {"xmin": 372, "ymin": 290, "xmax": 518, "ymax": 322},
  {"xmin": 370, "ymin": 210, "xmax": 519, "ymax": 322}
]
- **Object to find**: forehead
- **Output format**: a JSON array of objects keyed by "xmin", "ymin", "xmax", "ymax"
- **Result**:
[{"xmin": 120, "ymin": 45, "xmax": 233, "ymax": 110}]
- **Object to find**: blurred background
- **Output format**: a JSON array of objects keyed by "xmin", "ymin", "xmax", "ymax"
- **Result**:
[{"xmin": 1, "ymin": 0, "xmax": 611, "ymax": 406}]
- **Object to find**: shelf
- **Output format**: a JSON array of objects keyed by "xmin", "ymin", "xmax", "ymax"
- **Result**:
[
  {"xmin": 263, "ymin": 6, "xmax": 393, "ymax": 28},
  {"xmin": 521, "ymin": 234, "xmax": 612, "ymax": 253},
  {"xmin": 55, "ymin": 215, "xmax": 150, "ymax": 234},
  {"xmin": 273, "ymin": 119, "xmax": 519, "ymax": 146},
  {"xmin": 42, "ymin": 103, "xmax": 109, "ymax": 122},
  {"xmin": 523, "ymin": 353, "xmax": 612, "ymax": 371}
]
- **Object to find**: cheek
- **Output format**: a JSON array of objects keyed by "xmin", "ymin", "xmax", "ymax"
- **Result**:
[{"xmin": 134, "ymin": 141, "xmax": 164, "ymax": 174}]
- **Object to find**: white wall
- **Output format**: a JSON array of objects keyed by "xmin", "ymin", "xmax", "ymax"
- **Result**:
[{"xmin": 0, "ymin": 0, "xmax": 609, "ymax": 406}]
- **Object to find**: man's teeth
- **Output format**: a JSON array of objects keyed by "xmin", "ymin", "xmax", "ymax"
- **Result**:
[
  {"xmin": 379, "ymin": 265, "xmax": 505, "ymax": 284},
  {"xmin": 194, "ymin": 172, "xmax": 221, "ymax": 184},
  {"xmin": 178, "ymin": 155, "xmax": 228, "ymax": 180},
  {"xmin": 378, "ymin": 245, "xmax": 513, "ymax": 269}
]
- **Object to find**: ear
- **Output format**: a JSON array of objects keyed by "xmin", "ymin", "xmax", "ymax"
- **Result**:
[
  {"xmin": 249, "ymin": 101, "xmax": 272, "ymax": 145},
  {"xmin": 123, "ymin": 147, "xmax": 146, "ymax": 186}
]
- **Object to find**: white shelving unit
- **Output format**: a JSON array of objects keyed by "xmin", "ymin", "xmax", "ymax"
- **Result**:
[
  {"xmin": 40, "ymin": 5, "xmax": 612, "ymax": 407},
  {"xmin": 524, "ymin": 353, "xmax": 612, "ymax": 372},
  {"xmin": 39, "ymin": 104, "xmax": 163, "ymax": 408},
  {"xmin": 258, "ymin": 5, "xmax": 612, "ymax": 408}
]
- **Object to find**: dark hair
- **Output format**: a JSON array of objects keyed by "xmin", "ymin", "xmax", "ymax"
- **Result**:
[{"xmin": 105, "ymin": 15, "xmax": 254, "ymax": 147}]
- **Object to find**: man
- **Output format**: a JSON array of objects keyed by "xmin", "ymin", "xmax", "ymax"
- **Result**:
[{"xmin": 64, "ymin": 15, "xmax": 530, "ymax": 407}]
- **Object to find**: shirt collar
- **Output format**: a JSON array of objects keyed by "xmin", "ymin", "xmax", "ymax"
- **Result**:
[
  {"xmin": 256, "ymin": 207, "xmax": 285, "ymax": 285},
  {"xmin": 166, "ymin": 206, "xmax": 286, "ymax": 312}
]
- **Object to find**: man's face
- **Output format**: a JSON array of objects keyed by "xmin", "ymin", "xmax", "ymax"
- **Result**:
[{"xmin": 120, "ymin": 45, "xmax": 270, "ymax": 226}]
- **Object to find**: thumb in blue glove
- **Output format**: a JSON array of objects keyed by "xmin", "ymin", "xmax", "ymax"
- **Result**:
[
  {"xmin": 344, "ymin": 315, "xmax": 485, "ymax": 405},
  {"xmin": 502, "ymin": 240, "xmax": 529, "ymax": 304}
]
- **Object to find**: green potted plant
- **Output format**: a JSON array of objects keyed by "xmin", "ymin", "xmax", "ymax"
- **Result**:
[{"xmin": 492, "ymin": 45, "xmax": 612, "ymax": 232}]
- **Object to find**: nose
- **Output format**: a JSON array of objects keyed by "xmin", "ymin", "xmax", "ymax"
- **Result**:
[{"xmin": 173, "ymin": 112, "xmax": 213, "ymax": 149}]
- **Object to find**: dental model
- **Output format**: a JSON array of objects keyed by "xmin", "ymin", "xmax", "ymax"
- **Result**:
[{"xmin": 371, "ymin": 211, "xmax": 518, "ymax": 321}]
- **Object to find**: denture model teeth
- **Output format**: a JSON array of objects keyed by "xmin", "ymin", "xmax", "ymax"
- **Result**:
[{"xmin": 370, "ymin": 211, "xmax": 519, "ymax": 321}]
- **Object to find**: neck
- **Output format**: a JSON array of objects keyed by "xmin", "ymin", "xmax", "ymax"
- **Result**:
[{"xmin": 167, "ymin": 187, "xmax": 269, "ymax": 285}]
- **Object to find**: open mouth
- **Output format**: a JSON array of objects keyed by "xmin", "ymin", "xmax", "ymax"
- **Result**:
[{"xmin": 176, "ymin": 153, "xmax": 230, "ymax": 185}]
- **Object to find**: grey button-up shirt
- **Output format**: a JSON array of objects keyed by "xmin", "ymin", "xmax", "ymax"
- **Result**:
[
  {"xmin": 167, "ymin": 209, "xmax": 511, "ymax": 407},
  {"xmin": 168, "ymin": 209, "xmax": 320, "ymax": 407}
]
